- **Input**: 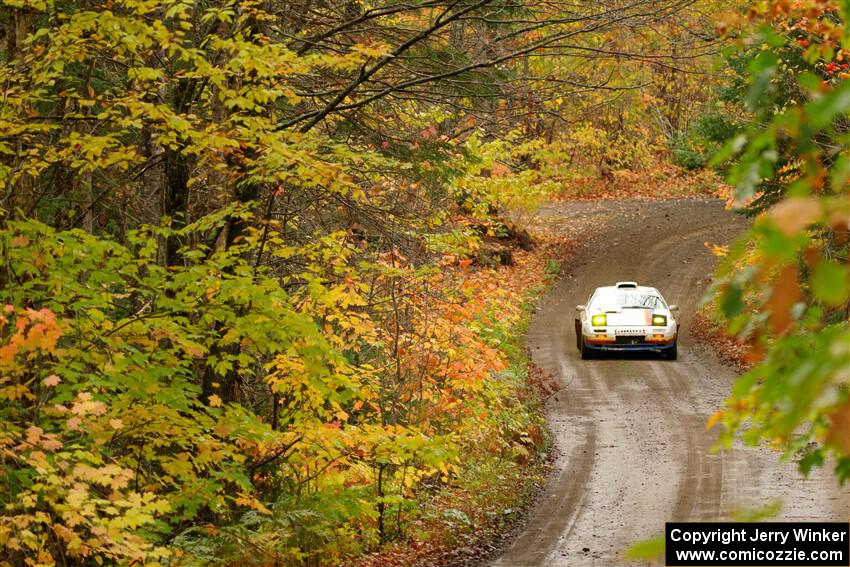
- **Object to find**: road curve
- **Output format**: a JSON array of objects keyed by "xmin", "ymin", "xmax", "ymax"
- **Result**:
[{"xmin": 492, "ymin": 199, "xmax": 850, "ymax": 567}]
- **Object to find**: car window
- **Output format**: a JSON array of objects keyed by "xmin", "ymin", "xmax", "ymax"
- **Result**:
[{"xmin": 590, "ymin": 289, "xmax": 664, "ymax": 310}]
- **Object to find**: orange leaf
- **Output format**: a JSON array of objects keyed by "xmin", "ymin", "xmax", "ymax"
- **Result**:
[
  {"xmin": 769, "ymin": 197, "xmax": 821, "ymax": 237},
  {"xmin": 766, "ymin": 265, "xmax": 801, "ymax": 335},
  {"xmin": 825, "ymin": 404, "xmax": 850, "ymax": 455}
]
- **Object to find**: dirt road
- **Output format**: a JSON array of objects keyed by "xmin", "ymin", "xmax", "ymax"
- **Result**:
[{"xmin": 492, "ymin": 199, "xmax": 850, "ymax": 567}]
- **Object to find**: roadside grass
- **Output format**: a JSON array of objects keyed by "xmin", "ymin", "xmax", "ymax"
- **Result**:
[
  {"xmin": 544, "ymin": 258, "xmax": 562, "ymax": 278},
  {"xmin": 352, "ymin": 456, "xmax": 550, "ymax": 567}
]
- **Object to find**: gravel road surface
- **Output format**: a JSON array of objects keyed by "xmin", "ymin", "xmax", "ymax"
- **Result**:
[{"xmin": 491, "ymin": 199, "xmax": 850, "ymax": 567}]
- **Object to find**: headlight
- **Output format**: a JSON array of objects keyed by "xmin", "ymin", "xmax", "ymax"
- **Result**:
[
  {"xmin": 591, "ymin": 314, "xmax": 607, "ymax": 326},
  {"xmin": 652, "ymin": 314, "xmax": 667, "ymax": 326}
]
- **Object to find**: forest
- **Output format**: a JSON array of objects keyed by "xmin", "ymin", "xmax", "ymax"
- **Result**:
[{"xmin": 0, "ymin": 0, "xmax": 848, "ymax": 565}]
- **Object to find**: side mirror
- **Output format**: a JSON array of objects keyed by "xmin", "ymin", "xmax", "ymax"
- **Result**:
[
  {"xmin": 669, "ymin": 304, "xmax": 680, "ymax": 312},
  {"xmin": 576, "ymin": 304, "xmax": 586, "ymax": 311}
]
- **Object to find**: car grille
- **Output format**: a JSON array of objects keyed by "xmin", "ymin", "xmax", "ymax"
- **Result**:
[{"xmin": 615, "ymin": 335, "xmax": 645, "ymax": 345}]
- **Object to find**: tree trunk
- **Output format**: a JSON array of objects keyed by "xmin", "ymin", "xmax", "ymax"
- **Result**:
[{"xmin": 162, "ymin": 148, "xmax": 190, "ymax": 266}]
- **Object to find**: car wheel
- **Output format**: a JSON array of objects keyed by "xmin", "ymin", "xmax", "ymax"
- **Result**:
[
  {"xmin": 580, "ymin": 338, "xmax": 594, "ymax": 360},
  {"xmin": 664, "ymin": 341, "xmax": 678, "ymax": 361},
  {"xmin": 574, "ymin": 319, "xmax": 582, "ymax": 351}
]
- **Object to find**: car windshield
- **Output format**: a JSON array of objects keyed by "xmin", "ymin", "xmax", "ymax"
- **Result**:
[{"xmin": 590, "ymin": 289, "xmax": 663, "ymax": 311}]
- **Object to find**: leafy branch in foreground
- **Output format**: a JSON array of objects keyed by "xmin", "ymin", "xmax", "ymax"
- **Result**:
[{"xmin": 708, "ymin": 0, "xmax": 850, "ymax": 483}]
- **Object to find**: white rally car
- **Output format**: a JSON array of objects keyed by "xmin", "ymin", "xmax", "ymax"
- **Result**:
[{"xmin": 574, "ymin": 282, "xmax": 679, "ymax": 360}]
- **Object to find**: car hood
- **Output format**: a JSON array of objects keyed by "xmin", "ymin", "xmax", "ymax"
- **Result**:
[{"xmin": 590, "ymin": 308, "xmax": 671, "ymax": 326}]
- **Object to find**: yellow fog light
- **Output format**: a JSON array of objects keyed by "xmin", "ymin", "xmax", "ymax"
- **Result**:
[
  {"xmin": 652, "ymin": 314, "xmax": 667, "ymax": 326},
  {"xmin": 591, "ymin": 314, "xmax": 607, "ymax": 326}
]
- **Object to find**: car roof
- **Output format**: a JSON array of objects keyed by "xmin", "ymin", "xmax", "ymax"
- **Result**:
[{"xmin": 594, "ymin": 285, "xmax": 659, "ymax": 294}]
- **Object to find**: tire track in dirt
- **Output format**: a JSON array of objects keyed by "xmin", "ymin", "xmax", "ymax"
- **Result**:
[{"xmin": 490, "ymin": 199, "xmax": 850, "ymax": 567}]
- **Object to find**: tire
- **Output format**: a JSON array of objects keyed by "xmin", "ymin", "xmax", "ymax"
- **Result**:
[
  {"xmin": 664, "ymin": 341, "xmax": 678, "ymax": 361},
  {"xmin": 580, "ymin": 338, "xmax": 594, "ymax": 360},
  {"xmin": 574, "ymin": 319, "xmax": 582, "ymax": 351}
]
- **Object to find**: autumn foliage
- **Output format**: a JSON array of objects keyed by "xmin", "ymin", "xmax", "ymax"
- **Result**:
[
  {"xmin": 5, "ymin": 0, "xmax": 836, "ymax": 563},
  {"xmin": 706, "ymin": 0, "xmax": 850, "ymax": 483},
  {"xmin": 0, "ymin": 206, "xmax": 563, "ymax": 564}
]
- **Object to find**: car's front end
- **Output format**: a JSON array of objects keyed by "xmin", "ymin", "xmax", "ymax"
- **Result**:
[
  {"xmin": 575, "ymin": 283, "xmax": 679, "ymax": 360},
  {"xmin": 580, "ymin": 309, "xmax": 677, "ymax": 354}
]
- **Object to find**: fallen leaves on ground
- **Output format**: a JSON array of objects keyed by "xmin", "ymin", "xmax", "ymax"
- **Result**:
[
  {"xmin": 690, "ymin": 310, "xmax": 753, "ymax": 372},
  {"xmin": 553, "ymin": 163, "xmax": 728, "ymax": 201}
]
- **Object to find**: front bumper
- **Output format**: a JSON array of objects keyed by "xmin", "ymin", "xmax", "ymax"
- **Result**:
[
  {"xmin": 583, "ymin": 340, "xmax": 676, "ymax": 353},
  {"xmin": 581, "ymin": 320, "xmax": 678, "ymax": 352}
]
